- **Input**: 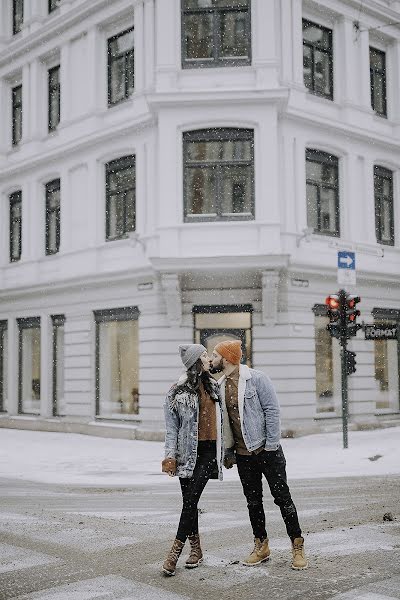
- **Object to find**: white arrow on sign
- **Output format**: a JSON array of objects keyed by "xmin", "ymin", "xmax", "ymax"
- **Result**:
[{"xmin": 339, "ymin": 255, "xmax": 354, "ymax": 267}]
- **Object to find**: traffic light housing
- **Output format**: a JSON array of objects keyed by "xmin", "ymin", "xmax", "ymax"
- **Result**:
[
  {"xmin": 345, "ymin": 295, "xmax": 361, "ymax": 338},
  {"xmin": 344, "ymin": 350, "xmax": 356, "ymax": 375},
  {"xmin": 325, "ymin": 294, "xmax": 341, "ymax": 338}
]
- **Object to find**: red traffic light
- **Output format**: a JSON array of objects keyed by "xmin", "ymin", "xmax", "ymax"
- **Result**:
[
  {"xmin": 346, "ymin": 295, "xmax": 361, "ymax": 309},
  {"xmin": 325, "ymin": 295, "xmax": 340, "ymax": 310}
]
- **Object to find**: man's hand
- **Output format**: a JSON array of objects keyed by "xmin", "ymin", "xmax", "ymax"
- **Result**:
[
  {"xmin": 162, "ymin": 457, "xmax": 177, "ymax": 477},
  {"xmin": 223, "ymin": 454, "xmax": 236, "ymax": 469}
]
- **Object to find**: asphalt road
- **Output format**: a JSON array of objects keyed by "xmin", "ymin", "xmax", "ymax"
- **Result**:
[{"xmin": 0, "ymin": 475, "xmax": 399, "ymax": 600}]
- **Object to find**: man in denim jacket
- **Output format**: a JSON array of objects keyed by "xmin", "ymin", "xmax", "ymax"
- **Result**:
[{"xmin": 210, "ymin": 340, "xmax": 308, "ymax": 570}]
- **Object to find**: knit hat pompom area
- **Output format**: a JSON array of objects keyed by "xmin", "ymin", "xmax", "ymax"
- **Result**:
[
  {"xmin": 179, "ymin": 344, "xmax": 207, "ymax": 370},
  {"xmin": 214, "ymin": 340, "xmax": 242, "ymax": 365}
]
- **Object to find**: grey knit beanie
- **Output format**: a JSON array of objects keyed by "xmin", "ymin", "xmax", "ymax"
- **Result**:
[{"xmin": 179, "ymin": 344, "xmax": 207, "ymax": 370}]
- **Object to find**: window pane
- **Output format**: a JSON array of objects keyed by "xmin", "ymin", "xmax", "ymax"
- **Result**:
[
  {"xmin": 303, "ymin": 45, "xmax": 313, "ymax": 89},
  {"xmin": 110, "ymin": 56, "xmax": 126, "ymax": 104},
  {"xmin": 314, "ymin": 50, "xmax": 332, "ymax": 97},
  {"xmin": 319, "ymin": 187, "xmax": 337, "ymax": 233},
  {"xmin": 370, "ymin": 48, "xmax": 385, "ymax": 70},
  {"xmin": 306, "ymin": 183, "xmax": 318, "ymax": 230},
  {"xmin": 186, "ymin": 167, "xmax": 217, "ymax": 215},
  {"xmin": 195, "ymin": 311, "xmax": 251, "ymax": 329},
  {"xmin": 221, "ymin": 139, "xmax": 251, "ymax": 161},
  {"xmin": 187, "ymin": 140, "xmax": 221, "ymax": 162},
  {"xmin": 303, "ymin": 22, "xmax": 331, "ymax": 50},
  {"xmin": 110, "ymin": 30, "xmax": 134, "ymax": 56},
  {"xmin": 13, "ymin": 0, "xmax": 23, "ymax": 34},
  {"xmin": 126, "ymin": 52, "xmax": 134, "ymax": 95},
  {"xmin": 20, "ymin": 327, "xmax": 41, "ymax": 415},
  {"xmin": 98, "ymin": 320, "xmax": 139, "ymax": 416},
  {"xmin": 108, "ymin": 194, "xmax": 125, "ymax": 238},
  {"xmin": 374, "ymin": 324, "xmax": 399, "ymax": 411},
  {"xmin": 220, "ymin": 10, "xmax": 248, "ymax": 58},
  {"xmin": 220, "ymin": 165, "xmax": 252, "ymax": 214},
  {"xmin": 184, "ymin": 13, "xmax": 214, "ymax": 60},
  {"xmin": 315, "ymin": 316, "xmax": 340, "ymax": 413},
  {"xmin": 0, "ymin": 328, "xmax": 7, "ymax": 412},
  {"xmin": 54, "ymin": 324, "xmax": 65, "ymax": 415},
  {"xmin": 372, "ymin": 72, "xmax": 386, "ymax": 114},
  {"xmin": 125, "ymin": 190, "xmax": 136, "ymax": 232}
]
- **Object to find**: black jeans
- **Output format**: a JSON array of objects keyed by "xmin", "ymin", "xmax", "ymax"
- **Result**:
[
  {"xmin": 236, "ymin": 446, "xmax": 302, "ymax": 541},
  {"xmin": 176, "ymin": 441, "xmax": 217, "ymax": 543}
]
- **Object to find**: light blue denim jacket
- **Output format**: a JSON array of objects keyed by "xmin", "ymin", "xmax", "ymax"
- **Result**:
[
  {"xmin": 163, "ymin": 374, "xmax": 224, "ymax": 480},
  {"xmin": 219, "ymin": 364, "xmax": 281, "ymax": 456}
]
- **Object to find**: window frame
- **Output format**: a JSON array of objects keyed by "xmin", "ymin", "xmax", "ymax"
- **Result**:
[
  {"xmin": 12, "ymin": 84, "xmax": 22, "ymax": 146},
  {"xmin": 45, "ymin": 178, "xmax": 61, "ymax": 256},
  {"xmin": 107, "ymin": 27, "xmax": 134, "ymax": 107},
  {"xmin": 51, "ymin": 314, "xmax": 65, "ymax": 417},
  {"xmin": 306, "ymin": 149, "xmax": 340, "ymax": 237},
  {"xmin": 374, "ymin": 166, "xmax": 394, "ymax": 246},
  {"xmin": 0, "ymin": 321, "xmax": 7, "ymax": 413},
  {"xmin": 302, "ymin": 19, "xmax": 334, "ymax": 101},
  {"xmin": 12, "ymin": 0, "xmax": 23, "ymax": 35},
  {"xmin": 48, "ymin": 65, "xmax": 61, "ymax": 132},
  {"xmin": 94, "ymin": 307, "xmax": 140, "ymax": 418},
  {"xmin": 183, "ymin": 127, "xmax": 255, "ymax": 222},
  {"xmin": 370, "ymin": 46, "xmax": 387, "ymax": 118},
  {"xmin": 9, "ymin": 190, "xmax": 22, "ymax": 262},
  {"xmin": 17, "ymin": 317, "xmax": 41, "ymax": 415},
  {"xmin": 371, "ymin": 307, "xmax": 400, "ymax": 413},
  {"xmin": 105, "ymin": 155, "xmax": 136, "ymax": 241}
]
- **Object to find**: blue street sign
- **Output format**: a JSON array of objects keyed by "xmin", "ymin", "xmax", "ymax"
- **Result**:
[{"xmin": 338, "ymin": 251, "xmax": 355, "ymax": 270}]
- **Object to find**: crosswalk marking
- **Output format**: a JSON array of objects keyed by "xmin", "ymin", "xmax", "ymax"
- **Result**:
[{"xmin": 0, "ymin": 542, "xmax": 59, "ymax": 574}]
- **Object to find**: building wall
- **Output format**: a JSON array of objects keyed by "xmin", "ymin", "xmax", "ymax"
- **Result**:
[{"xmin": 1, "ymin": 0, "xmax": 400, "ymax": 434}]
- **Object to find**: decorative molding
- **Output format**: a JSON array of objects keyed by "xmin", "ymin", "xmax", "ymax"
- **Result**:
[
  {"xmin": 161, "ymin": 273, "xmax": 182, "ymax": 327},
  {"xmin": 261, "ymin": 270, "xmax": 280, "ymax": 326}
]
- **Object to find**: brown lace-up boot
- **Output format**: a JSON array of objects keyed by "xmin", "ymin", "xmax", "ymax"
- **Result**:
[
  {"xmin": 291, "ymin": 537, "xmax": 308, "ymax": 570},
  {"xmin": 242, "ymin": 538, "xmax": 270, "ymax": 566},
  {"xmin": 162, "ymin": 539, "xmax": 185, "ymax": 576},
  {"xmin": 185, "ymin": 534, "xmax": 203, "ymax": 568}
]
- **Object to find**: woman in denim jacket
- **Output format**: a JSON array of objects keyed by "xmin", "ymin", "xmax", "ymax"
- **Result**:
[{"xmin": 161, "ymin": 344, "xmax": 224, "ymax": 576}]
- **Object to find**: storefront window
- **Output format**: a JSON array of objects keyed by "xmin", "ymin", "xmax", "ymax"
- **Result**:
[
  {"xmin": 374, "ymin": 321, "xmax": 399, "ymax": 411},
  {"xmin": 18, "ymin": 318, "xmax": 41, "ymax": 415},
  {"xmin": 314, "ymin": 314, "xmax": 341, "ymax": 414},
  {"xmin": 193, "ymin": 305, "xmax": 252, "ymax": 366},
  {"xmin": 0, "ymin": 322, "xmax": 7, "ymax": 412},
  {"xmin": 52, "ymin": 315, "xmax": 65, "ymax": 416},
  {"xmin": 95, "ymin": 308, "xmax": 139, "ymax": 417}
]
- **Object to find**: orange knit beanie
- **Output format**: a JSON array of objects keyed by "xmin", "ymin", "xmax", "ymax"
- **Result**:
[{"xmin": 214, "ymin": 340, "xmax": 242, "ymax": 365}]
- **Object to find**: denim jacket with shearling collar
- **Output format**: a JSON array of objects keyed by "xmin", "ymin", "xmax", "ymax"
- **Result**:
[{"xmin": 163, "ymin": 374, "xmax": 224, "ymax": 480}]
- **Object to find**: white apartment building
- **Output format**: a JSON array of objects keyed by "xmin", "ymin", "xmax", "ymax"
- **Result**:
[{"xmin": 1, "ymin": 0, "xmax": 400, "ymax": 438}]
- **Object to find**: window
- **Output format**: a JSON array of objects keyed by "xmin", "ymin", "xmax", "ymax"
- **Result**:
[
  {"xmin": 313, "ymin": 310, "xmax": 341, "ymax": 414},
  {"xmin": 193, "ymin": 305, "xmax": 252, "ymax": 366},
  {"xmin": 370, "ymin": 47, "xmax": 387, "ymax": 117},
  {"xmin": 0, "ymin": 322, "xmax": 7, "ymax": 413},
  {"xmin": 306, "ymin": 149, "xmax": 339, "ymax": 236},
  {"xmin": 10, "ymin": 191, "xmax": 22, "ymax": 262},
  {"xmin": 12, "ymin": 85, "xmax": 22, "ymax": 146},
  {"xmin": 13, "ymin": 0, "xmax": 23, "ymax": 35},
  {"xmin": 372, "ymin": 309, "xmax": 399, "ymax": 412},
  {"xmin": 184, "ymin": 128, "xmax": 254, "ymax": 221},
  {"xmin": 52, "ymin": 315, "xmax": 65, "ymax": 416},
  {"xmin": 45, "ymin": 179, "xmax": 61, "ymax": 255},
  {"xmin": 48, "ymin": 0, "xmax": 61, "ymax": 13},
  {"xmin": 303, "ymin": 19, "xmax": 333, "ymax": 100},
  {"xmin": 105, "ymin": 155, "xmax": 135, "ymax": 241},
  {"xmin": 94, "ymin": 307, "xmax": 140, "ymax": 418},
  {"xmin": 18, "ymin": 317, "xmax": 41, "ymax": 415},
  {"xmin": 48, "ymin": 66, "xmax": 60, "ymax": 131},
  {"xmin": 181, "ymin": 0, "xmax": 251, "ymax": 68},
  {"xmin": 374, "ymin": 166, "xmax": 394, "ymax": 246},
  {"xmin": 107, "ymin": 28, "xmax": 134, "ymax": 106}
]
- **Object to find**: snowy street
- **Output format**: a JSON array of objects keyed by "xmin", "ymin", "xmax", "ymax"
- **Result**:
[{"xmin": 0, "ymin": 429, "xmax": 399, "ymax": 599}]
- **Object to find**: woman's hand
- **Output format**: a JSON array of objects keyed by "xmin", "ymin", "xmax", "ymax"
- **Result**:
[{"xmin": 162, "ymin": 457, "xmax": 177, "ymax": 477}]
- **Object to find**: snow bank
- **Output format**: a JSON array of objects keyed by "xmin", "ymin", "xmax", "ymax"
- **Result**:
[{"xmin": 0, "ymin": 427, "xmax": 399, "ymax": 487}]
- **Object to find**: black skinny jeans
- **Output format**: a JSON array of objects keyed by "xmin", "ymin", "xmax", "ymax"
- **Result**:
[
  {"xmin": 176, "ymin": 440, "xmax": 217, "ymax": 543},
  {"xmin": 236, "ymin": 445, "xmax": 302, "ymax": 541}
]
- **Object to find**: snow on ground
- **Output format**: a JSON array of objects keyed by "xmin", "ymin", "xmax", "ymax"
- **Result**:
[{"xmin": 0, "ymin": 427, "xmax": 399, "ymax": 486}]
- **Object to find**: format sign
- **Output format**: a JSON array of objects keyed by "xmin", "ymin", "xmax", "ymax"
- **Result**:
[{"xmin": 364, "ymin": 324, "xmax": 398, "ymax": 340}]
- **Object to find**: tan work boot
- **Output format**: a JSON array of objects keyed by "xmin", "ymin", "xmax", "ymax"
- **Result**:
[
  {"xmin": 242, "ymin": 537, "xmax": 270, "ymax": 566},
  {"xmin": 185, "ymin": 534, "xmax": 203, "ymax": 568},
  {"xmin": 162, "ymin": 539, "xmax": 185, "ymax": 576},
  {"xmin": 291, "ymin": 537, "xmax": 308, "ymax": 570}
]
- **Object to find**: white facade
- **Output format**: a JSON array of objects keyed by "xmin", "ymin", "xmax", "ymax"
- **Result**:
[{"xmin": 1, "ymin": 0, "xmax": 400, "ymax": 436}]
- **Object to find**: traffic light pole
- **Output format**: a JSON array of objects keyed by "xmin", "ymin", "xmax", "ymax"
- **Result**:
[{"xmin": 339, "ymin": 289, "xmax": 349, "ymax": 449}]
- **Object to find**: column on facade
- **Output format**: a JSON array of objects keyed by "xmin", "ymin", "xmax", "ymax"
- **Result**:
[
  {"xmin": 339, "ymin": 17, "xmax": 359, "ymax": 107},
  {"xmin": 286, "ymin": 0, "xmax": 305, "ymax": 88},
  {"xmin": 60, "ymin": 42, "xmax": 70, "ymax": 125},
  {"xmin": 362, "ymin": 157, "xmax": 377, "ymax": 244},
  {"xmin": 29, "ymin": 179, "xmax": 45, "ymax": 262},
  {"xmin": 262, "ymin": 270, "xmax": 280, "ymax": 326},
  {"xmin": 0, "ymin": 77, "xmax": 8, "ymax": 153},
  {"xmin": 359, "ymin": 26, "xmax": 372, "ymax": 111},
  {"xmin": 63, "ymin": 314, "xmax": 93, "ymax": 417},
  {"xmin": 345, "ymin": 153, "xmax": 366, "ymax": 242},
  {"xmin": 144, "ymin": 0, "xmax": 155, "ymax": 90},
  {"xmin": 59, "ymin": 166, "xmax": 71, "ymax": 253},
  {"xmin": 0, "ymin": 192, "xmax": 7, "ymax": 268},
  {"xmin": 0, "ymin": 0, "xmax": 9, "ymax": 46},
  {"xmin": 134, "ymin": 1, "xmax": 144, "ymax": 93},
  {"xmin": 40, "ymin": 314, "xmax": 52, "ymax": 417},
  {"xmin": 86, "ymin": 26, "xmax": 101, "ymax": 115},
  {"xmin": 257, "ymin": 108, "xmax": 280, "ymax": 249},
  {"xmin": 27, "ymin": 0, "xmax": 46, "ymax": 33},
  {"xmin": 252, "ymin": 0, "xmax": 278, "ymax": 88},
  {"xmin": 29, "ymin": 58, "xmax": 43, "ymax": 141},
  {"xmin": 391, "ymin": 39, "xmax": 400, "ymax": 124},
  {"xmin": 6, "ymin": 317, "xmax": 18, "ymax": 415},
  {"xmin": 154, "ymin": 0, "xmax": 178, "ymax": 90}
]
